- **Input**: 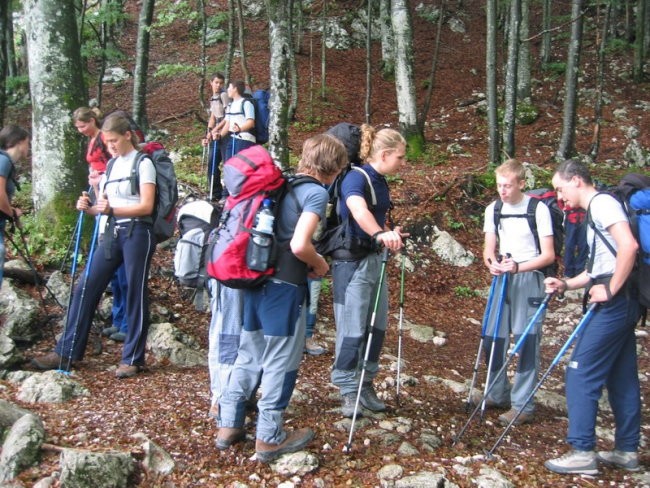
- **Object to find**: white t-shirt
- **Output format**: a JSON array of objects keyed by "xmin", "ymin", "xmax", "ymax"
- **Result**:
[
  {"xmin": 483, "ymin": 195, "xmax": 553, "ymax": 262},
  {"xmin": 99, "ymin": 150, "xmax": 156, "ymax": 231},
  {"xmin": 225, "ymin": 98, "xmax": 256, "ymax": 143},
  {"xmin": 586, "ymin": 193, "xmax": 628, "ymax": 278}
]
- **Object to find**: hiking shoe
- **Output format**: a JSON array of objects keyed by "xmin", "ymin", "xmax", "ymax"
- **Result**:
[
  {"xmin": 31, "ymin": 352, "xmax": 70, "ymax": 371},
  {"xmin": 304, "ymin": 338, "xmax": 326, "ymax": 356},
  {"xmin": 102, "ymin": 326, "xmax": 119, "ymax": 337},
  {"xmin": 109, "ymin": 332, "xmax": 127, "ymax": 342},
  {"xmin": 340, "ymin": 392, "xmax": 361, "ymax": 418},
  {"xmin": 255, "ymin": 427, "xmax": 314, "ymax": 463},
  {"xmin": 115, "ymin": 363, "xmax": 142, "ymax": 379},
  {"xmin": 544, "ymin": 449, "xmax": 598, "ymax": 475},
  {"xmin": 215, "ymin": 427, "xmax": 245, "ymax": 450},
  {"xmin": 498, "ymin": 408, "xmax": 534, "ymax": 426},
  {"xmin": 360, "ymin": 384, "xmax": 386, "ymax": 412},
  {"xmin": 597, "ymin": 449, "xmax": 640, "ymax": 471},
  {"xmin": 209, "ymin": 403, "xmax": 219, "ymax": 419},
  {"xmin": 469, "ymin": 391, "xmax": 510, "ymax": 410}
]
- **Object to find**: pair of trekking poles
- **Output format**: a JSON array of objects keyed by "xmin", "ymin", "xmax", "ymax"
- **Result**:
[
  {"xmin": 453, "ymin": 268, "xmax": 599, "ymax": 457},
  {"xmin": 343, "ymin": 246, "xmax": 408, "ymax": 453},
  {"xmin": 201, "ymin": 129, "xmax": 238, "ymax": 201}
]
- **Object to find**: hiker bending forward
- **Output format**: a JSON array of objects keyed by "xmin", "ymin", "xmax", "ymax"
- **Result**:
[
  {"xmin": 477, "ymin": 159, "xmax": 555, "ymax": 427},
  {"xmin": 32, "ymin": 114, "xmax": 156, "ymax": 379},
  {"xmin": 216, "ymin": 134, "xmax": 347, "ymax": 462},
  {"xmin": 544, "ymin": 159, "xmax": 641, "ymax": 475},
  {"xmin": 330, "ymin": 124, "xmax": 407, "ymax": 418}
]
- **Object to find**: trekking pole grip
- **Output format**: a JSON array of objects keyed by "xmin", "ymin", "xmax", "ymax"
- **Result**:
[{"xmin": 381, "ymin": 246, "xmax": 390, "ymax": 262}]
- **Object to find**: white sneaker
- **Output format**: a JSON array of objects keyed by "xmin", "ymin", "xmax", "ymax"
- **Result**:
[
  {"xmin": 597, "ymin": 449, "xmax": 640, "ymax": 471},
  {"xmin": 545, "ymin": 449, "xmax": 598, "ymax": 475}
]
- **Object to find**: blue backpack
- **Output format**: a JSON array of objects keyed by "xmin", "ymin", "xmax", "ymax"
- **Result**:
[{"xmin": 242, "ymin": 89, "xmax": 270, "ymax": 144}]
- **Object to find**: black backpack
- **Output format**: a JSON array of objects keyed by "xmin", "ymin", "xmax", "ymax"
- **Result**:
[
  {"xmin": 493, "ymin": 188, "xmax": 564, "ymax": 277},
  {"xmin": 105, "ymin": 142, "xmax": 179, "ymax": 243},
  {"xmin": 586, "ymin": 173, "xmax": 650, "ymax": 317}
]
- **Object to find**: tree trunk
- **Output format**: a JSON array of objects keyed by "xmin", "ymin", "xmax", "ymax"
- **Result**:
[
  {"xmin": 419, "ymin": 0, "xmax": 445, "ymax": 133},
  {"xmin": 517, "ymin": 0, "xmax": 531, "ymax": 101},
  {"xmin": 224, "ymin": 0, "xmax": 235, "ymax": 81},
  {"xmin": 486, "ymin": 0, "xmax": 500, "ymax": 164},
  {"xmin": 589, "ymin": 2, "xmax": 611, "ymax": 160},
  {"xmin": 502, "ymin": 0, "xmax": 520, "ymax": 159},
  {"xmin": 266, "ymin": 0, "xmax": 291, "ymax": 167},
  {"xmin": 379, "ymin": 0, "xmax": 394, "ymax": 77},
  {"xmin": 132, "ymin": 0, "xmax": 155, "ymax": 132},
  {"xmin": 235, "ymin": 0, "xmax": 252, "ymax": 87},
  {"xmin": 5, "ymin": 4, "xmax": 17, "ymax": 78},
  {"xmin": 320, "ymin": 0, "xmax": 327, "ymax": 100},
  {"xmin": 540, "ymin": 0, "xmax": 552, "ymax": 65},
  {"xmin": 24, "ymin": 0, "xmax": 87, "ymax": 217},
  {"xmin": 287, "ymin": 0, "xmax": 299, "ymax": 120},
  {"xmin": 557, "ymin": 0, "xmax": 584, "ymax": 160},
  {"xmin": 0, "ymin": 0, "xmax": 8, "ymax": 125},
  {"xmin": 365, "ymin": 0, "xmax": 372, "ymax": 124},
  {"xmin": 391, "ymin": 0, "xmax": 423, "ymax": 155},
  {"xmin": 292, "ymin": 0, "xmax": 303, "ymax": 55},
  {"xmin": 633, "ymin": 0, "xmax": 646, "ymax": 82},
  {"xmin": 198, "ymin": 0, "xmax": 207, "ymax": 112}
]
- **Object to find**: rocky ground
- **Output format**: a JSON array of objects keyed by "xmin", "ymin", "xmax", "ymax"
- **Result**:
[{"xmin": 2, "ymin": 0, "xmax": 650, "ymax": 486}]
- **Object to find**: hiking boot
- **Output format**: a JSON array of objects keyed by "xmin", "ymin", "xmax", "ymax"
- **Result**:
[
  {"xmin": 340, "ymin": 392, "xmax": 361, "ymax": 418},
  {"xmin": 597, "ymin": 449, "xmax": 640, "ymax": 471},
  {"xmin": 109, "ymin": 332, "xmax": 127, "ymax": 342},
  {"xmin": 215, "ymin": 427, "xmax": 245, "ymax": 450},
  {"xmin": 255, "ymin": 427, "xmax": 314, "ymax": 463},
  {"xmin": 31, "ymin": 352, "xmax": 69, "ymax": 371},
  {"xmin": 469, "ymin": 391, "xmax": 510, "ymax": 410},
  {"xmin": 360, "ymin": 384, "xmax": 386, "ymax": 412},
  {"xmin": 498, "ymin": 408, "xmax": 534, "ymax": 426},
  {"xmin": 102, "ymin": 326, "xmax": 119, "ymax": 337},
  {"xmin": 209, "ymin": 403, "xmax": 219, "ymax": 419},
  {"xmin": 304, "ymin": 338, "xmax": 326, "ymax": 356},
  {"xmin": 115, "ymin": 363, "xmax": 142, "ymax": 379},
  {"xmin": 544, "ymin": 449, "xmax": 598, "ymax": 475}
]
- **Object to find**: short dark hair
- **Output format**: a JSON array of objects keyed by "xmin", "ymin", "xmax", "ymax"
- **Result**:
[
  {"xmin": 0, "ymin": 125, "xmax": 30, "ymax": 150},
  {"xmin": 231, "ymin": 80, "xmax": 246, "ymax": 97},
  {"xmin": 211, "ymin": 72, "xmax": 225, "ymax": 82},
  {"xmin": 555, "ymin": 159, "xmax": 593, "ymax": 185}
]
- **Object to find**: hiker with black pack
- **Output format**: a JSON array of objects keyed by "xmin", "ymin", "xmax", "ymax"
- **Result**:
[
  {"xmin": 0, "ymin": 125, "xmax": 30, "ymax": 289},
  {"xmin": 220, "ymin": 80, "xmax": 256, "ymax": 157},
  {"xmin": 559, "ymin": 198, "xmax": 588, "ymax": 278},
  {"xmin": 329, "ymin": 124, "xmax": 407, "ymax": 419},
  {"xmin": 215, "ymin": 134, "xmax": 347, "ymax": 463},
  {"xmin": 543, "ymin": 159, "xmax": 642, "ymax": 475},
  {"xmin": 474, "ymin": 159, "xmax": 555, "ymax": 427},
  {"xmin": 32, "ymin": 114, "xmax": 157, "ymax": 379}
]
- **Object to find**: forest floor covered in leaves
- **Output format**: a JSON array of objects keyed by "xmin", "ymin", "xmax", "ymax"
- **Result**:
[{"xmin": 4, "ymin": 0, "xmax": 650, "ymax": 486}]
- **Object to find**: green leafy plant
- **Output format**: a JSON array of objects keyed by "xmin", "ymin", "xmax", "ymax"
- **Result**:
[
  {"xmin": 444, "ymin": 211, "xmax": 465, "ymax": 230},
  {"xmin": 454, "ymin": 285, "xmax": 478, "ymax": 297}
]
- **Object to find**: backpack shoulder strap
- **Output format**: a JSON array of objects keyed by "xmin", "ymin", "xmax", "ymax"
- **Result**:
[
  {"xmin": 526, "ymin": 197, "xmax": 541, "ymax": 254},
  {"xmin": 350, "ymin": 166, "xmax": 377, "ymax": 208},
  {"xmin": 586, "ymin": 191, "xmax": 617, "ymax": 257}
]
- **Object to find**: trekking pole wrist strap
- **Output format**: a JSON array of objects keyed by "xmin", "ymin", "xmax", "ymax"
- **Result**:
[
  {"xmin": 560, "ymin": 279, "xmax": 569, "ymax": 292},
  {"xmin": 372, "ymin": 230, "xmax": 384, "ymax": 242},
  {"xmin": 512, "ymin": 261, "xmax": 519, "ymax": 274},
  {"xmin": 604, "ymin": 282, "xmax": 613, "ymax": 301}
]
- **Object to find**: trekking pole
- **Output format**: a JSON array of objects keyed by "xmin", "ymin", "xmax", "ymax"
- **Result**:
[
  {"xmin": 465, "ymin": 275, "xmax": 498, "ymax": 413},
  {"xmin": 59, "ymin": 215, "xmax": 101, "ymax": 372},
  {"xmin": 201, "ymin": 138, "xmax": 208, "ymax": 190},
  {"xmin": 343, "ymin": 246, "xmax": 390, "ymax": 454},
  {"xmin": 485, "ymin": 302, "xmax": 599, "ymax": 458},
  {"xmin": 481, "ymin": 271, "xmax": 509, "ymax": 419},
  {"xmin": 209, "ymin": 139, "xmax": 218, "ymax": 200},
  {"xmin": 453, "ymin": 292, "xmax": 554, "ymax": 446},
  {"xmin": 395, "ymin": 248, "xmax": 406, "ymax": 405}
]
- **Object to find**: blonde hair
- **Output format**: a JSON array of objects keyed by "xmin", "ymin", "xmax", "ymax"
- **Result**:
[
  {"xmin": 495, "ymin": 158, "xmax": 525, "ymax": 181},
  {"xmin": 298, "ymin": 134, "xmax": 348, "ymax": 178},
  {"xmin": 359, "ymin": 124, "xmax": 406, "ymax": 162},
  {"xmin": 73, "ymin": 107, "xmax": 103, "ymax": 126},
  {"xmin": 101, "ymin": 114, "xmax": 139, "ymax": 147}
]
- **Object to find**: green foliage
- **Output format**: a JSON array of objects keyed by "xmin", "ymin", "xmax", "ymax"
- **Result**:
[
  {"xmin": 444, "ymin": 211, "xmax": 465, "ymax": 230},
  {"xmin": 5, "ymin": 76, "xmax": 30, "ymax": 107},
  {"xmin": 291, "ymin": 118, "xmax": 323, "ymax": 132},
  {"xmin": 605, "ymin": 38, "xmax": 631, "ymax": 55},
  {"xmin": 453, "ymin": 285, "xmax": 478, "ymax": 298},
  {"xmin": 80, "ymin": 2, "xmax": 127, "ymax": 65},
  {"xmin": 473, "ymin": 165, "xmax": 497, "ymax": 192},
  {"xmin": 155, "ymin": 63, "xmax": 201, "ymax": 79},
  {"xmin": 175, "ymin": 153, "xmax": 205, "ymax": 188},
  {"xmin": 515, "ymin": 102, "xmax": 539, "ymax": 125},
  {"xmin": 542, "ymin": 62, "xmax": 566, "ymax": 77},
  {"xmin": 154, "ymin": 0, "xmax": 199, "ymax": 28},
  {"xmin": 421, "ymin": 144, "xmax": 449, "ymax": 167},
  {"xmin": 405, "ymin": 133, "xmax": 425, "ymax": 160}
]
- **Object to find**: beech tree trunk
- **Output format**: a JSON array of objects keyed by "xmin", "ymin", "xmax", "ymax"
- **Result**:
[
  {"xmin": 24, "ymin": 0, "xmax": 87, "ymax": 215},
  {"xmin": 557, "ymin": 0, "xmax": 584, "ymax": 160},
  {"xmin": 419, "ymin": 0, "xmax": 445, "ymax": 133},
  {"xmin": 379, "ymin": 0, "xmax": 394, "ymax": 77},
  {"xmin": 266, "ymin": 0, "xmax": 291, "ymax": 166},
  {"xmin": 132, "ymin": 0, "xmax": 155, "ymax": 132},
  {"xmin": 633, "ymin": 0, "xmax": 646, "ymax": 81},
  {"xmin": 540, "ymin": 0, "xmax": 552, "ymax": 65},
  {"xmin": 0, "ymin": 0, "xmax": 8, "ymax": 125},
  {"xmin": 391, "ymin": 0, "xmax": 423, "ymax": 154},
  {"xmin": 502, "ymin": 0, "xmax": 520, "ymax": 159},
  {"xmin": 235, "ymin": 0, "xmax": 252, "ymax": 87},
  {"xmin": 486, "ymin": 0, "xmax": 500, "ymax": 164},
  {"xmin": 517, "ymin": 0, "xmax": 531, "ymax": 101}
]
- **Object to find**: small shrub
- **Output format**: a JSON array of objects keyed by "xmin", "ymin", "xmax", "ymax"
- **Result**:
[{"xmin": 454, "ymin": 285, "xmax": 478, "ymax": 297}]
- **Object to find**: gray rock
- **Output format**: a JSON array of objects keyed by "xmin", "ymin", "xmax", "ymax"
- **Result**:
[
  {"xmin": 0, "ymin": 413, "xmax": 45, "ymax": 483},
  {"xmin": 475, "ymin": 467, "xmax": 515, "ymax": 488},
  {"xmin": 59, "ymin": 449, "xmax": 134, "ymax": 488},
  {"xmin": 16, "ymin": 371, "xmax": 90, "ymax": 403},
  {"xmin": 431, "ymin": 231, "xmax": 475, "ymax": 267},
  {"xmin": 395, "ymin": 471, "xmax": 450, "ymax": 488},
  {"xmin": 268, "ymin": 450, "xmax": 318, "ymax": 476},
  {"xmin": 132, "ymin": 433, "xmax": 175, "ymax": 476},
  {"xmin": 146, "ymin": 322, "xmax": 207, "ymax": 367},
  {"xmin": 0, "ymin": 279, "xmax": 40, "ymax": 342},
  {"xmin": 0, "ymin": 333, "xmax": 23, "ymax": 369}
]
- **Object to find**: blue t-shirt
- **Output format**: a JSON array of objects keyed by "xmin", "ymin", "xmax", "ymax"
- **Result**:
[
  {"xmin": 340, "ymin": 164, "xmax": 391, "ymax": 238},
  {"xmin": 0, "ymin": 151, "xmax": 17, "ymax": 210}
]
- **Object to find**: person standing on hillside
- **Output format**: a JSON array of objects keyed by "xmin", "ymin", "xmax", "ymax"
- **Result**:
[
  {"xmin": 215, "ymin": 134, "xmax": 347, "ymax": 463},
  {"xmin": 473, "ymin": 159, "xmax": 555, "ymax": 426},
  {"xmin": 0, "ymin": 125, "xmax": 30, "ymax": 289},
  {"xmin": 330, "ymin": 124, "xmax": 407, "ymax": 418},
  {"xmin": 202, "ymin": 73, "xmax": 230, "ymax": 202},
  {"xmin": 220, "ymin": 80, "xmax": 256, "ymax": 158},
  {"xmin": 544, "ymin": 159, "xmax": 641, "ymax": 475}
]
